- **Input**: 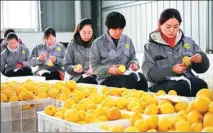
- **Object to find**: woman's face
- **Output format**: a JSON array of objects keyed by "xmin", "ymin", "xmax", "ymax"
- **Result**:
[
  {"xmin": 44, "ymin": 34, "xmax": 56, "ymax": 46},
  {"xmin": 8, "ymin": 39, "xmax": 18, "ymax": 49},
  {"xmin": 108, "ymin": 28, "xmax": 124, "ymax": 40},
  {"xmin": 79, "ymin": 25, "xmax": 93, "ymax": 42},
  {"xmin": 160, "ymin": 18, "xmax": 180, "ymax": 38}
]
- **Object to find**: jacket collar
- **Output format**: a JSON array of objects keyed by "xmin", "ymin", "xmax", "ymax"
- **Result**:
[{"xmin": 149, "ymin": 29, "xmax": 184, "ymax": 46}]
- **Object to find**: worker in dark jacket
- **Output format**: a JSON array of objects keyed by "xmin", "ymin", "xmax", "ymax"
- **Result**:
[
  {"xmin": 29, "ymin": 27, "xmax": 65, "ymax": 80},
  {"xmin": 142, "ymin": 8, "xmax": 209, "ymax": 96},
  {"xmin": 64, "ymin": 18, "xmax": 97, "ymax": 84},
  {"xmin": 1, "ymin": 33, "xmax": 32, "ymax": 77},
  {"xmin": 90, "ymin": 12, "xmax": 148, "ymax": 90}
]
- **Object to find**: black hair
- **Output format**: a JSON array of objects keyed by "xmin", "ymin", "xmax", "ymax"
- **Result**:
[
  {"xmin": 44, "ymin": 27, "xmax": 56, "ymax": 38},
  {"xmin": 4, "ymin": 29, "xmax": 15, "ymax": 38},
  {"xmin": 6, "ymin": 33, "xmax": 18, "ymax": 41},
  {"xmin": 159, "ymin": 8, "xmax": 182, "ymax": 25},
  {"xmin": 74, "ymin": 18, "xmax": 93, "ymax": 34},
  {"xmin": 78, "ymin": 18, "xmax": 93, "ymax": 31},
  {"xmin": 105, "ymin": 12, "xmax": 126, "ymax": 29}
]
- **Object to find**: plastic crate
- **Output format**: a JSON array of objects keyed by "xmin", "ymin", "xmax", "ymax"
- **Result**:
[
  {"xmin": 22, "ymin": 118, "xmax": 37, "ymax": 132},
  {"xmin": 1, "ymin": 98, "xmax": 51, "ymax": 122},
  {"xmin": 1, "ymin": 98, "xmax": 51, "ymax": 132},
  {"xmin": 38, "ymin": 111, "xmax": 82, "ymax": 132},
  {"xmin": 49, "ymin": 98, "xmax": 65, "ymax": 108},
  {"xmin": 1, "ymin": 76, "xmax": 46, "ymax": 83},
  {"xmin": 84, "ymin": 113, "xmax": 176, "ymax": 132},
  {"xmin": 1, "ymin": 119, "xmax": 21, "ymax": 132},
  {"xmin": 84, "ymin": 119, "xmax": 130, "ymax": 132},
  {"xmin": 37, "ymin": 111, "xmax": 130, "ymax": 132},
  {"xmin": 37, "ymin": 110, "xmax": 176, "ymax": 132},
  {"xmin": 1, "ymin": 118, "xmax": 36, "ymax": 132}
]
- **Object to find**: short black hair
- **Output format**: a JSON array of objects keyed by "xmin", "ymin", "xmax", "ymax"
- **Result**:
[
  {"xmin": 44, "ymin": 27, "xmax": 56, "ymax": 38},
  {"xmin": 6, "ymin": 33, "xmax": 18, "ymax": 41},
  {"xmin": 105, "ymin": 12, "xmax": 126, "ymax": 29},
  {"xmin": 4, "ymin": 29, "xmax": 15, "ymax": 38},
  {"xmin": 159, "ymin": 8, "xmax": 182, "ymax": 25}
]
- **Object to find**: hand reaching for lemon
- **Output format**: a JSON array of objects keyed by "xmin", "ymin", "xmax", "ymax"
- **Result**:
[
  {"xmin": 108, "ymin": 65, "xmax": 118, "ymax": 75},
  {"xmin": 47, "ymin": 59, "xmax": 54, "ymax": 67},
  {"xmin": 39, "ymin": 53, "xmax": 47, "ymax": 61},
  {"xmin": 108, "ymin": 65, "xmax": 126, "ymax": 75},
  {"xmin": 172, "ymin": 64, "xmax": 187, "ymax": 74},
  {"xmin": 74, "ymin": 64, "xmax": 83, "ymax": 73},
  {"xmin": 129, "ymin": 63, "xmax": 139, "ymax": 71},
  {"xmin": 190, "ymin": 54, "xmax": 202, "ymax": 63},
  {"xmin": 47, "ymin": 56, "xmax": 56, "ymax": 67},
  {"xmin": 85, "ymin": 68, "xmax": 93, "ymax": 76},
  {"xmin": 182, "ymin": 54, "xmax": 202, "ymax": 67},
  {"xmin": 49, "ymin": 56, "xmax": 57, "ymax": 63},
  {"xmin": 172, "ymin": 55, "xmax": 192, "ymax": 74}
]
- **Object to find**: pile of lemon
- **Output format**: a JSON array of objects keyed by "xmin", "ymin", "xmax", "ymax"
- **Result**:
[
  {"xmin": 103, "ymin": 87, "xmax": 188, "ymax": 115},
  {"xmin": 1, "ymin": 80, "xmax": 85, "ymax": 103},
  {"xmin": 44, "ymin": 87, "xmax": 191, "ymax": 125},
  {"xmin": 48, "ymin": 81, "xmax": 102, "ymax": 103},
  {"xmin": 99, "ymin": 89, "xmax": 213, "ymax": 132},
  {"xmin": 1, "ymin": 80, "xmax": 100, "ymax": 110},
  {"xmin": 1, "ymin": 80, "xmax": 51, "ymax": 103},
  {"xmin": 103, "ymin": 86, "xmax": 177, "ymax": 97},
  {"xmin": 44, "ymin": 96, "xmax": 130, "ymax": 124}
]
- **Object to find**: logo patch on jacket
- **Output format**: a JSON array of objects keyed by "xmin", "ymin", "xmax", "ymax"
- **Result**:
[
  {"xmin": 56, "ymin": 47, "xmax": 62, "ymax": 51},
  {"xmin": 125, "ymin": 44, "xmax": 130, "ymax": 49},
  {"xmin": 22, "ymin": 50, "xmax": 25, "ymax": 54},
  {"xmin": 184, "ymin": 43, "xmax": 191, "ymax": 49}
]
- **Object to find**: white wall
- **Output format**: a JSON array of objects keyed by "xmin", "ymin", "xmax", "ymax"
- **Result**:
[{"xmin": 1, "ymin": 32, "xmax": 73, "ymax": 52}]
